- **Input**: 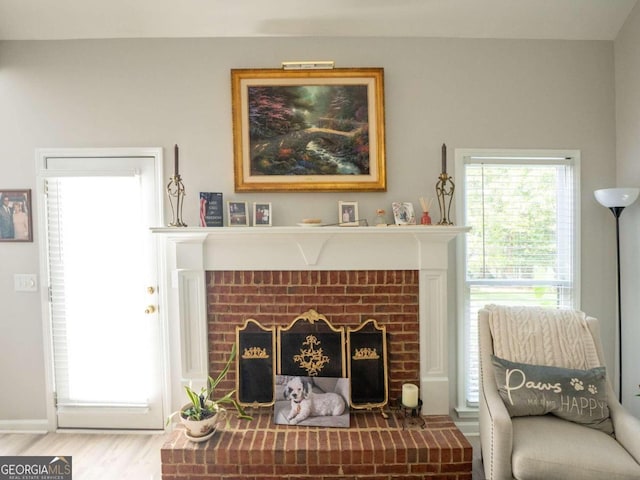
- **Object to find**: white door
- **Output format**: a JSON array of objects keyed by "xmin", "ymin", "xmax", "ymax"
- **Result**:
[{"xmin": 38, "ymin": 148, "xmax": 165, "ymax": 430}]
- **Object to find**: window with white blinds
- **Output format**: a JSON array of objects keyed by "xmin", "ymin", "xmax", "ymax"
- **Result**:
[{"xmin": 460, "ymin": 152, "xmax": 579, "ymax": 406}]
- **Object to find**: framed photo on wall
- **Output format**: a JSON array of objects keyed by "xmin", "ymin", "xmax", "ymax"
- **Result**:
[
  {"xmin": 0, "ymin": 189, "xmax": 33, "ymax": 242},
  {"xmin": 231, "ymin": 68, "xmax": 386, "ymax": 192},
  {"xmin": 253, "ymin": 202, "xmax": 272, "ymax": 226},
  {"xmin": 338, "ymin": 201, "xmax": 359, "ymax": 226},
  {"xmin": 227, "ymin": 201, "xmax": 249, "ymax": 226}
]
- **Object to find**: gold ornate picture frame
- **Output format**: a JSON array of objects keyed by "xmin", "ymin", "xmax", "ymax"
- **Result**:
[{"xmin": 231, "ymin": 68, "xmax": 386, "ymax": 192}]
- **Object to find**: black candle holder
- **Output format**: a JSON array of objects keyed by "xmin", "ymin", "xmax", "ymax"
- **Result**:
[{"xmin": 397, "ymin": 397, "xmax": 426, "ymax": 429}]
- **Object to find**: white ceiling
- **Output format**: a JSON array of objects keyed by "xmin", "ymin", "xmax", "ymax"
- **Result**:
[{"xmin": 0, "ymin": 0, "xmax": 637, "ymax": 41}]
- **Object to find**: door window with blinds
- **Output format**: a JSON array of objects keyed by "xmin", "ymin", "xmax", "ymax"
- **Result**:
[
  {"xmin": 37, "ymin": 150, "xmax": 164, "ymax": 430},
  {"xmin": 459, "ymin": 150, "xmax": 580, "ymax": 406}
]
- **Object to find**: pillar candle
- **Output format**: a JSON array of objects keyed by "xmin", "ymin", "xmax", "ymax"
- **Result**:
[
  {"xmin": 174, "ymin": 144, "xmax": 179, "ymax": 177},
  {"xmin": 402, "ymin": 383, "xmax": 419, "ymax": 408},
  {"xmin": 441, "ymin": 143, "xmax": 447, "ymax": 174}
]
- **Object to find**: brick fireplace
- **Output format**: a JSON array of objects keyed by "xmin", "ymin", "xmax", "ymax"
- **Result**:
[
  {"xmin": 207, "ymin": 269, "xmax": 419, "ymax": 400},
  {"xmin": 154, "ymin": 225, "xmax": 469, "ymax": 415},
  {"xmin": 155, "ymin": 225, "xmax": 471, "ymax": 480}
]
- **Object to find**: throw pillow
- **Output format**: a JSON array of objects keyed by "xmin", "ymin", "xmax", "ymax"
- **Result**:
[{"xmin": 491, "ymin": 355, "xmax": 613, "ymax": 434}]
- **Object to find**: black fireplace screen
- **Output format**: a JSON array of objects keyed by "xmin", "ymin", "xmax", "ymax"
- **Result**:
[
  {"xmin": 235, "ymin": 309, "xmax": 388, "ymax": 410},
  {"xmin": 236, "ymin": 319, "xmax": 276, "ymax": 406},
  {"xmin": 347, "ymin": 319, "xmax": 388, "ymax": 408},
  {"xmin": 278, "ymin": 309, "xmax": 346, "ymax": 378}
]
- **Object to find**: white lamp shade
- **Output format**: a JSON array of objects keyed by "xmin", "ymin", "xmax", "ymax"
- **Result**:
[{"xmin": 594, "ymin": 188, "xmax": 640, "ymax": 208}]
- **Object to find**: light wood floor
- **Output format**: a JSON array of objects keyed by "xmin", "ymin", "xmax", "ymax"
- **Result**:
[
  {"xmin": 0, "ymin": 431, "xmax": 485, "ymax": 480},
  {"xmin": 0, "ymin": 431, "xmax": 171, "ymax": 480}
]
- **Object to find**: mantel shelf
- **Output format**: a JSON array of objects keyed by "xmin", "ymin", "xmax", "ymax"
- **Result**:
[
  {"xmin": 151, "ymin": 225, "xmax": 470, "ymax": 239},
  {"xmin": 152, "ymin": 224, "xmax": 470, "ymax": 277}
]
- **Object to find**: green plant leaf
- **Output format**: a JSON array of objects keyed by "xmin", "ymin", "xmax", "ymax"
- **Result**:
[
  {"xmin": 208, "ymin": 343, "xmax": 236, "ymax": 393},
  {"xmin": 184, "ymin": 385, "xmax": 200, "ymax": 408},
  {"xmin": 167, "ymin": 343, "xmax": 253, "ymax": 426}
]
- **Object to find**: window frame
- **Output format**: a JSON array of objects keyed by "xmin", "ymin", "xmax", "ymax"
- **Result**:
[{"xmin": 454, "ymin": 148, "xmax": 581, "ymax": 416}]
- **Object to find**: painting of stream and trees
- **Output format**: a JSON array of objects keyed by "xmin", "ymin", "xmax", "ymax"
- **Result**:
[
  {"xmin": 232, "ymin": 68, "xmax": 386, "ymax": 192},
  {"xmin": 248, "ymin": 85, "xmax": 370, "ymax": 177}
]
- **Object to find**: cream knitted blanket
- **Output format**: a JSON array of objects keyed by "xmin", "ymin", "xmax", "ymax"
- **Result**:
[{"xmin": 486, "ymin": 304, "xmax": 600, "ymax": 369}]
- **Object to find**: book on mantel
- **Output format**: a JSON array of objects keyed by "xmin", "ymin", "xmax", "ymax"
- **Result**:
[{"xmin": 199, "ymin": 192, "xmax": 223, "ymax": 227}]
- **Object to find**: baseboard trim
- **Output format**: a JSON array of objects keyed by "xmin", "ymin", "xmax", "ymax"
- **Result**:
[
  {"xmin": 0, "ymin": 419, "xmax": 49, "ymax": 434},
  {"xmin": 455, "ymin": 420, "xmax": 479, "ymax": 436}
]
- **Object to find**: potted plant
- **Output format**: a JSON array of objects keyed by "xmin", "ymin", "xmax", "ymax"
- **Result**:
[{"xmin": 167, "ymin": 343, "xmax": 252, "ymax": 440}]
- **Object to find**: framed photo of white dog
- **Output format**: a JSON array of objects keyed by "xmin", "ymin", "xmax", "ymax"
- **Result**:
[{"xmin": 274, "ymin": 375, "xmax": 350, "ymax": 427}]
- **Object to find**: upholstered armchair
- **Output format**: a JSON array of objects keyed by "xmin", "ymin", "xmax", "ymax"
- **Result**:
[{"xmin": 478, "ymin": 305, "xmax": 640, "ymax": 480}]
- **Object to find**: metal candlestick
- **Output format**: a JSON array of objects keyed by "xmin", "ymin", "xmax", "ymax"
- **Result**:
[
  {"xmin": 167, "ymin": 174, "xmax": 187, "ymax": 227},
  {"xmin": 436, "ymin": 172, "xmax": 455, "ymax": 225}
]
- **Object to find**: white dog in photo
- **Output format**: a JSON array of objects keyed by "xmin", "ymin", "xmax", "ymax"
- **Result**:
[{"xmin": 284, "ymin": 376, "xmax": 346, "ymax": 425}]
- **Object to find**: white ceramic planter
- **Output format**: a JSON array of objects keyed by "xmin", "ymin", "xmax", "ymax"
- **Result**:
[{"xmin": 180, "ymin": 402, "xmax": 222, "ymax": 439}]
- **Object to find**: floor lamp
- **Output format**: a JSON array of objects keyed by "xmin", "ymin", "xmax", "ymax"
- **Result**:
[{"xmin": 594, "ymin": 187, "xmax": 639, "ymax": 403}]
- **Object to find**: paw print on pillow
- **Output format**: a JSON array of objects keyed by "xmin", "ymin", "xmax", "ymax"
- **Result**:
[
  {"xmin": 570, "ymin": 378, "xmax": 585, "ymax": 391},
  {"xmin": 588, "ymin": 384, "xmax": 598, "ymax": 394}
]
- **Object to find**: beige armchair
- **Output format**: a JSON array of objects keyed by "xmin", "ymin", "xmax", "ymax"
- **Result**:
[{"xmin": 479, "ymin": 306, "xmax": 640, "ymax": 480}]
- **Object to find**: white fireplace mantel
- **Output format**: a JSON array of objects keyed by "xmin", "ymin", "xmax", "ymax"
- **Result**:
[{"xmin": 153, "ymin": 225, "xmax": 469, "ymax": 415}]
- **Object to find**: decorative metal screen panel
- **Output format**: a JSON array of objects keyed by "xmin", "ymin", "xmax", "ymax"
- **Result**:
[
  {"xmin": 235, "ymin": 310, "xmax": 388, "ymax": 410},
  {"xmin": 277, "ymin": 310, "xmax": 346, "ymax": 378},
  {"xmin": 347, "ymin": 319, "xmax": 388, "ymax": 409},
  {"xmin": 236, "ymin": 319, "xmax": 276, "ymax": 406}
]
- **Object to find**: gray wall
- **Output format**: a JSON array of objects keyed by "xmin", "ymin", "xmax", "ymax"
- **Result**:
[
  {"xmin": 616, "ymin": 1, "xmax": 640, "ymax": 416},
  {"xmin": 0, "ymin": 36, "xmax": 619, "ymax": 425}
]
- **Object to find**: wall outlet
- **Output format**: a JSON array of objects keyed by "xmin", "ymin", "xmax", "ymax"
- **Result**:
[{"xmin": 14, "ymin": 273, "xmax": 38, "ymax": 292}]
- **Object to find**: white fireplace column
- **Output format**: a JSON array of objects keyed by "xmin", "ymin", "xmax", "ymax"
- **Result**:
[
  {"xmin": 153, "ymin": 226, "xmax": 469, "ymax": 415},
  {"xmin": 416, "ymin": 234, "xmax": 453, "ymax": 414}
]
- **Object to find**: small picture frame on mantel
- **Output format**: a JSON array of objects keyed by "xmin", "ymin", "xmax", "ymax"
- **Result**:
[
  {"xmin": 392, "ymin": 202, "xmax": 416, "ymax": 225},
  {"xmin": 338, "ymin": 201, "xmax": 359, "ymax": 226},
  {"xmin": 227, "ymin": 201, "xmax": 249, "ymax": 226},
  {"xmin": 253, "ymin": 202, "xmax": 272, "ymax": 226}
]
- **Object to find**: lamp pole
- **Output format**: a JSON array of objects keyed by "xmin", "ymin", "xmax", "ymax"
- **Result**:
[
  {"xmin": 610, "ymin": 206, "xmax": 624, "ymax": 403},
  {"xmin": 594, "ymin": 187, "xmax": 639, "ymax": 405}
]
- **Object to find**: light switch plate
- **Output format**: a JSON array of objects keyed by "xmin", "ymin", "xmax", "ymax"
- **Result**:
[{"xmin": 14, "ymin": 273, "xmax": 38, "ymax": 292}]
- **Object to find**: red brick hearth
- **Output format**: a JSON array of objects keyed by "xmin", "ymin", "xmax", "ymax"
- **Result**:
[
  {"xmin": 161, "ymin": 411, "xmax": 472, "ymax": 480},
  {"xmin": 161, "ymin": 270, "xmax": 473, "ymax": 479},
  {"xmin": 207, "ymin": 270, "xmax": 420, "ymax": 400}
]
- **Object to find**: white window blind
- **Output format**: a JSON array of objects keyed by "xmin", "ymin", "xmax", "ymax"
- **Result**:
[
  {"xmin": 461, "ymin": 153, "xmax": 579, "ymax": 406},
  {"xmin": 45, "ymin": 176, "xmax": 151, "ymax": 406}
]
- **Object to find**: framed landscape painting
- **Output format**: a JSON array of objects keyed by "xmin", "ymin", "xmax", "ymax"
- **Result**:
[{"xmin": 231, "ymin": 68, "xmax": 386, "ymax": 192}]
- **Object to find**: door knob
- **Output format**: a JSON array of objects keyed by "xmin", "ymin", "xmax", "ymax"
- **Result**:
[
  {"xmin": 145, "ymin": 305, "xmax": 156, "ymax": 314},
  {"xmin": 147, "ymin": 286, "xmax": 155, "ymax": 294}
]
